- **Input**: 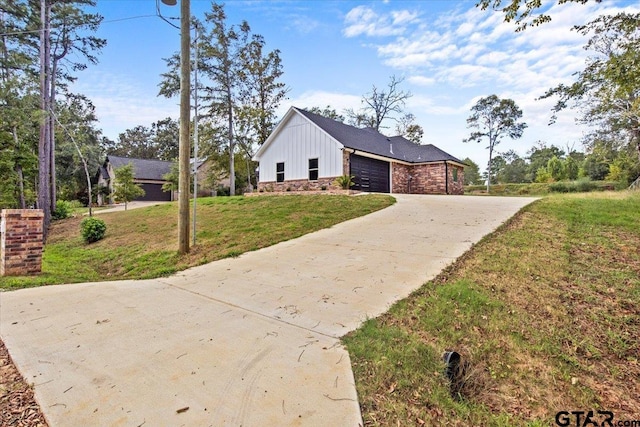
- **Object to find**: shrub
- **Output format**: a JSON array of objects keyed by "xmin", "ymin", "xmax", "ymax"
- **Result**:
[
  {"xmin": 549, "ymin": 182, "xmax": 573, "ymax": 193},
  {"xmin": 334, "ymin": 175, "xmax": 355, "ymax": 190},
  {"xmin": 52, "ymin": 200, "xmax": 72, "ymax": 220},
  {"xmin": 80, "ymin": 217, "xmax": 107, "ymax": 243},
  {"xmin": 549, "ymin": 178, "xmax": 597, "ymax": 193},
  {"xmin": 216, "ymin": 186, "xmax": 231, "ymax": 197},
  {"xmin": 575, "ymin": 178, "xmax": 596, "ymax": 192}
]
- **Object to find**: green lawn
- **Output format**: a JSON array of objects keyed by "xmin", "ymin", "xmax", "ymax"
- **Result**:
[
  {"xmin": 343, "ymin": 191, "xmax": 640, "ymax": 426},
  {"xmin": 0, "ymin": 194, "xmax": 394, "ymax": 290}
]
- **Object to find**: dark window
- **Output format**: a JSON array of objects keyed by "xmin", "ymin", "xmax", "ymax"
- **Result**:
[
  {"xmin": 276, "ymin": 162, "xmax": 285, "ymax": 182},
  {"xmin": 453, "ymin": 167, "xmax": 458, "ymax": 182},
  {"xmin": 309, "ymin": 158, "xmax": 319, "ymax": 181}
]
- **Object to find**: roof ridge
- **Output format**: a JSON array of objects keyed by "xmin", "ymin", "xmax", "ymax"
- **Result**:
[{"xmin": 293, "ymin": 106, "xmax": 463, "ymax": 164}]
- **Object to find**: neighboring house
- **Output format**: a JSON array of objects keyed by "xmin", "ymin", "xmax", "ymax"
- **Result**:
[
  {"xmin": 253, "ymin": 107, "xmax": 466, "ymax": 195},
  {"xmin": 96, "ymin": 155, "xmax": 175, "ymax": 205},
  {"xmin": 192, "ymin": 158, "xmax": 231, "ymax": 196}
]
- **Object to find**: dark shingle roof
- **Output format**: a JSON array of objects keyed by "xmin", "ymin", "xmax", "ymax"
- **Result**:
[
  {"xmin": 296, "ymin": 107, "xmax": 464, "ymax": 164},
  {"xmin": 106, "ymin": 155, "xmax": 174, "ymax": 181},
  {"xmin": 98, "ymin": 165, "xmax": 110, "ymax": 180}
]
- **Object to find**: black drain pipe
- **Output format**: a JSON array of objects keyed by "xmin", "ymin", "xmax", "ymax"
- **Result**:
[{"xmin": 445, "ymin": 161, "xmax": 449, "ymax": 194}]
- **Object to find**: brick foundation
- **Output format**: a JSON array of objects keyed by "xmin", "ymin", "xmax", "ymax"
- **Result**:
[
  {"xmin": 257, "ymin": 176, "xmax": 341, "ymax": 193},
  {"xmin": 1, "ymin": 209, "xmax": 44, "ymax": 276}
]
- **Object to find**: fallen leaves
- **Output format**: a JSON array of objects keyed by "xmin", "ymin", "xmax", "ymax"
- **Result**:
[{"xmin": 0, "ymin": 339, "xmax": 48, "ymax": 426}]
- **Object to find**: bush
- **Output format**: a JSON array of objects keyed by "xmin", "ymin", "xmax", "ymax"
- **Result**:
[
  {"xmin": 216, "ymin": 186, "xmax": 230, "ymax": 196},
  {"xmin": 80, "ymin": 217, "xmax": 107, "ymax": 243},
  {"xmin": 334, "ymin": 175, "xmax": 355, "ymax": 190},
  {"xmin": 52, "ymin": 200, "xmax": 72, "ymax": 220},
  {"xmin": 575, "ymin": 178, "xmax": 597, "ymax": 192},
  {"xmin": 549, "ymin": 178, "xmax": 597, "ymax": 193}
]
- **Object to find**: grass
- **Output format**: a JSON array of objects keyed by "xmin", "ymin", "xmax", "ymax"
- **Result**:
[
  {"xmin": 0, "ymin": 194, "xmax": 394, "ymax": 290},
  {"xmin": 343, "ymin": 191, "xmax": 640, "ymax": 426},
  {"xmin": 465, "ymin": 180, "xmax": 624, "ymax": 196}
]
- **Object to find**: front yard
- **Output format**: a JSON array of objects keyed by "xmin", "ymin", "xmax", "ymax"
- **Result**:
[{"xmin": 0, "ymin": 194, "xmax": 394, "ymax": 290}]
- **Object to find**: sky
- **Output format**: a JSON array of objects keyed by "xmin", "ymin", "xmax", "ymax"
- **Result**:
[{"xmin": 70, "ymin": 0, "xmax": 640, "ymax": 171}]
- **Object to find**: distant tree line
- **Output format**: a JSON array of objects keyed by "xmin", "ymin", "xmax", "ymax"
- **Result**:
[{"xmin": 463, "ymin": 140, "xmax": 638, "ymax": 186}]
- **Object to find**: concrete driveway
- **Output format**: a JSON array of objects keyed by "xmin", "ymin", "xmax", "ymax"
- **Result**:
[
  {"xmin": 92, "ymin": 200, "xmax": 171, "ymax": 214},
  {"xmin": 0, "ymin": 195, "xmax": 537, "ymax": 426}
]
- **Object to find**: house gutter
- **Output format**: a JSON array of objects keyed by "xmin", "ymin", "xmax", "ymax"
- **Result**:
[{"xmin": 445, "ymin": 161, "xmax": 449, "ymax": 195}]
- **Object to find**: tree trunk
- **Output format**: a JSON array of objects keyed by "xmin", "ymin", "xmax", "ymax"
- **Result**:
[
  {"xmin": 487, "ymin": 146, "xmax": 493, "ymax": 193},
  {"xmin": 16, "ymin": 164, "xmax": 25, "ymax": 209},
  {"xmin": 228, "ymin": 96, "xmax": 235, "ymax": 196},
  {"xmin": 246, "ymin": 156, "xmax": 251, "ymax": 190},
  {"xmin": 12, "ymin": 127, "xmax": 26, "ymax": 209},
  {"xmin": 49, "ymin": 60, "xmax": 57, "ymax": 212},
  {"xmin": 634, "ymin": 128, "xmax": 640, "ymax": 164}
]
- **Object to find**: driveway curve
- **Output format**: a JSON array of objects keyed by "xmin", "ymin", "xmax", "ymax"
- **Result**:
[{"xmin": 0, "ymin": 194, "xmax": 537, "ymax": 426}]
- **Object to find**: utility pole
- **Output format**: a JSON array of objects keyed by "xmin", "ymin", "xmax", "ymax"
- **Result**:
[
  {"xmin": 158, "ymin": 0, "xmax": 191, "ymax": 253},
  {"xmin": 177, "ymin": 0, "xmax": 191, "ymax": 254},
  {"xmin": 192, "ymin": 23, "xmax": 199, "ymax": 247}
]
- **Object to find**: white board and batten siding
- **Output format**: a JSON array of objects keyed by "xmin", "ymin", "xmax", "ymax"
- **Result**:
[{"xmin": 258, "ymin": 113, "xmax": 343, "ymax": 182}]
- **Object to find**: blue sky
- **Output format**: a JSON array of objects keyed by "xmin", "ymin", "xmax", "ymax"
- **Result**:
[{"xmin": 72, "ymin": 0, "xmax": 640, "ymax": 170}]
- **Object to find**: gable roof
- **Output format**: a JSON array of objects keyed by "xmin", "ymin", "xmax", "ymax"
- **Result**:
[
  {"xmin": 257, "ymin": 107, "xmax": 464, "ymax": 165},
  {"xmin": 296, "ymin": 108, "xmax": 464, "ymax": 164},
  {"xmin": 105, "ymin": 155, "xmax": 174, "ymax": 181}
]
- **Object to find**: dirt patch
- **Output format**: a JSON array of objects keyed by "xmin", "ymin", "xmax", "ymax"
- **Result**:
[{"xmin": 0, "ymin": 339, "xmax": 48, "ymax": 426}]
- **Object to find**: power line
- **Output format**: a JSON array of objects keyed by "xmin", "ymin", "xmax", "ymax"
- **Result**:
[{"xmin": 0, "ymin": 13, "xmax": 175, "ymax": 37}]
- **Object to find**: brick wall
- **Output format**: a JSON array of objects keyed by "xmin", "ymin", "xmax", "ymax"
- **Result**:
[
  {"xmin": 1, "ymin": 209, "xmax": 44, "ymax": 276},
  {"xmin": 448, "ymin": 165, "xmax": 465, "ymax": 195},
  {"xmin": 391, "ymin": 162, "xmax": 465, "ymax": 195}
]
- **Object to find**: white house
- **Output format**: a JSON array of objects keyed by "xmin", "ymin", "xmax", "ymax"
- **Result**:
[{"xmin": 253, "ymin": 107, "xmax": 466, "ymax": 194}]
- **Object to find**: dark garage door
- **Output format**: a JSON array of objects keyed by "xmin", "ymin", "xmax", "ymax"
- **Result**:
[
  {"xmin": 138, "ymin": 183, "xmax": 172, "ymax": 201},
  {"xmin": 350, "ymin": 154, "xmax": 390, "ymax": 193}
]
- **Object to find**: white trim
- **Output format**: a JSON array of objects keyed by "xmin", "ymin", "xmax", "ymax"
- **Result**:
[{"xmin": 344, "ymin": 148, "xmax": 395, "ymax": 164}]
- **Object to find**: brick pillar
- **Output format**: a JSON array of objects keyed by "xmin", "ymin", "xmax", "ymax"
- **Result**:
[{"xmin": 1, "ymin": 209, "xmax": 44, "ymax": 276}]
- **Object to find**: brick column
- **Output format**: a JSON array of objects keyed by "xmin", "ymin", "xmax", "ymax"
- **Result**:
[{"xmin": 1, "ymin": 209, "xmax": 44, "ymax": 276}]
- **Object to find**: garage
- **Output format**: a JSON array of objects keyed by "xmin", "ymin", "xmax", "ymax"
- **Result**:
[
  {"xmin": 350, "ymin": 154, "xmax": 390, "ymax": 193},
  {"xmin": 138, "ymin": 183, "xmax": 172, "ymax": 201}
]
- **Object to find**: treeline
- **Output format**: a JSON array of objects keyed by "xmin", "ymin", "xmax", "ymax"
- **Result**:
[{"xmin": 463, "ymin": 140, "xmax": 639, "ymax": 186}]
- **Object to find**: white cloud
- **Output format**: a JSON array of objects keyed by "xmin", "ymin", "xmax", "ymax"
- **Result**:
[
  {"xmin": 407, "ymin": 75, "xmax": 435, "ymax": 87},
  {"xmin": 391, "ymin": 10, "xmax": 419, "ymax": 26},
  {"xmin": 437, "ymin": 64, "xmax": 503, "ymax": 88},
  {"xmin": 343, "ymin": 6, "xmax": 417, "ymax": 38},
  {"xmin": 287, "ymin": 15, "xmax": 321, "ymax": 35}
]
